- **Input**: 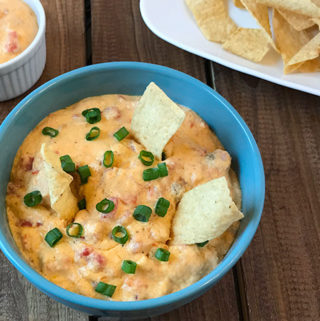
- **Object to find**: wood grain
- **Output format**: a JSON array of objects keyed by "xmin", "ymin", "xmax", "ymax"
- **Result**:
[
  {"xmin": 0, "ymin": 0, "xmax": 87, "ymax": 320},
  {"xmin": 213, "ymin": 64, "xmax": 320, "ymax": 321},
  {"xmin": 91, "ymin": 1, "xmax": 240, "ymax": 321},
  {"xmin": 91, "ymin": 0, "xmax": 207, "ymax": 81}
]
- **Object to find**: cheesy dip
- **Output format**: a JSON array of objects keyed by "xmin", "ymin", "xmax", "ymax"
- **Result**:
[
  {"xmin": 0, "ymin": 0, "xmax": 38, "ymax": 64},
  {"xmin": 6, "ymin": 84, "xmax": 243, "ymax": 301}
]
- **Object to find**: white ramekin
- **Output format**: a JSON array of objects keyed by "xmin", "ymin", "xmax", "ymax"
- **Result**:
[{"xmin": 0, "ymin": 0, "xmax": 46, "ymax": 102}]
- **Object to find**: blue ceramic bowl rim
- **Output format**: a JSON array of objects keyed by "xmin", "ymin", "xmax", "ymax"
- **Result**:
[{"xmin": 0, "ymin": 61, "xmax": 265, "ymax": 311}]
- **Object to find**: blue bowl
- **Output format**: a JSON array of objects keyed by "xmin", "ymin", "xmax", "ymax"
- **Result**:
[{"xmin": 0, "ymin": 62, "xmax": 264, "ymax": 318}]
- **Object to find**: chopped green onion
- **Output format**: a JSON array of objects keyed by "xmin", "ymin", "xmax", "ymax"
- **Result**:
[
  {"xmin": 155, "ymin": 248, "xmax": 170, "ymax": 262},
  {"xmin": 78, "ymin": 198, "xmax": 86, "ymax": 210},
  {"xmin": 155, "ymin": 197, "xmax": 170, "ymax": 217},
  {"xmin": 157, "ymin": 162, "xmax": 168, "ymax": 177},
  {"xmin": 121, "ymin": 260, "xmax": 137, "ymax": 274},
  {"xmin": 103, "ymin": 151, "xmax": 114, "ymax": 168},
  {"xmin": 45, "ymin": 228, "xmax": 63, "ymax": 247},
  {"xmin": 78, "ymin": 165, "xmax": 91, "ymax": 184},
  {"xmin": 113, "ymin": 127, "xmax": 129, "ymax": 141},
  {"xmin": 60, "ymin": 155, "xmax": 75, "ymax": 173},
  {"xmin": 133, "ymin": 205, "xmax": 152, "ymax": 222},
  {"xmin": 161, "ymin": 152, "xmax": 166, "ymax": 160},
  {"xmin": 86, "ymin": 126, "xmax": 100, "ymax": 141},
  {"xmin": 96, "ymin": 198, "xmax": 115, "ymax": 213},
  {"xmin": 95, "ymin": 282, "xmax": 116, "ymax": 297},
  {"xmin": 196, "ymin": 240, "xmax": 209, "ymax": 247},
  {"xmin": 66, "ymin": 223, "xmax": 83, "ymax": 238},
  {"xmin": 82, "ymin": 108, "xmax": 101, "ymax": 124},
  {"xmin": 112, "ymin": 225, "xmax": 129, "ymax": 245},
  {"xmin": 42, "ymin": 127, "xmax": 59, "ymax": 138},
  {"xmin": 24, "ymin": 191, "xmax": 42, "ymax": 207},
  {"xmin": 142, "ymin": 168, "xmax": 159, "ymax": 181},
  {"xmin": 138, "ymin": 150, "xmax": 154, "ymax": 166}
]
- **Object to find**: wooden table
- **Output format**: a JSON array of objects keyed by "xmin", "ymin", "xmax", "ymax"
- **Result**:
[{"xmin": 1, "ymin": 1, "xmax": 319, "ymax": 320}]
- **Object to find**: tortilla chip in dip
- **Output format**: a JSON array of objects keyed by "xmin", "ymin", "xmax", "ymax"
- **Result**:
[
  {"xmin": 171, "ymin": 176, "xmax": 244, "ymax": 245},
  {"xmin": 185, "ymin": 0, "xmax": 237, "ymax": 43},
  {"xmin": 40, "ymin": 143, "xmax": 78, "ymax": 222},
  {"xmin": 222, "ymin": 28, "xmax": 271, "ymax": 62},
  {"xmin": 131, "ymin": 82, "xmax": 185, "ymax": 159}
]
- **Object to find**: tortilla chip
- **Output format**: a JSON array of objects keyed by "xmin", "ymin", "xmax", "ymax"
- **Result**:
[
  {"xmin": 185, "ymin": 0, "xmax": 237, "ymax": 43},
  {"xmin": 313, "ymin": 18, "xmax": 320, "ymax": 27},
  {"xmin": 240, "ymin": 0, "xmax": 277, "ymax": 50},
  {"xmin": 229, "ymin": 169, "xmax": 242, "ymax": 209},
  {"xmin": 28, "ymin": 156, "xmax": 49, "ymax": 197},
  {"xmin": 296, "ymin": 57, "xmax": 320, "ymax": 72},
  {"xmin": 257, "ymin": 0, "xmax": 320, "ymax": 18},
  {"xmin": 40, "ymin": 144, "xmax": 78, "ymax": 222},
  {"xmin": 278, "ymin": 9, "xmax": 315, "ymax": 31},
  {"xmin": 131, "ymin": 82, "xmax": 185, "ymax": 159},
  {"xmin": 233, "ymin": 0, "xmax": 244, "ymax": 9},
  {"xmin": 171, "ymin": 176, "xmax": 244, "ymax": 245},
  {"xmin": 222, "ymin": 28, "xmax": 271, "ymax": 62},
  {"xmin": 288, "ymin": 33, "xmax": 320, "ymax": 66},
  {"xmin": 273, "ymin": 10, "xmax": 313, "ymax": 73}
]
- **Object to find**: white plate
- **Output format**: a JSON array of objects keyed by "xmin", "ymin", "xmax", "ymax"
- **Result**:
[{"xmin": 140, "ymin": 0, "xmax": 320, "ymax": 96}]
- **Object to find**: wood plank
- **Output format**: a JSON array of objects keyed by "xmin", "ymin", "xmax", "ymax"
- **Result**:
[
  {"xmin": 91, "ymin": 0, "xmax": 207, "ymax": 80},
  {"xmin": 0, "ymin": 0, "xmax": 88, "ymax": 320},
  {"xmin": 213, "ymin": 63, "xmax": 320, "ymax": 321},
  {"xmin": 93, "ymin": 272, "xmax": 239, "ymax": 321},
  {"xmin": 91, "ymin": 1, "xmax": 241, "ymax": 320}
]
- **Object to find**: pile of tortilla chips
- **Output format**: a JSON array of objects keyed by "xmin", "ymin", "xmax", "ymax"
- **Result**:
[{"xmin": 185, "ymin": 0, "xmax": 320, "ymax": 73}]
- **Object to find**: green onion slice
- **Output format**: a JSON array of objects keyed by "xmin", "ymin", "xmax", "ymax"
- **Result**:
[
  {"xmin": 86, "ymin": 126, "xmax": 100, "ymax": 141},
  {"xmin": 133, "ymin": 205, "xmax": 152, "ymax": 222},
  {"xmin": 82, "ymin": 108, "xmax": 101, "ymax": 124},
  {"xmin": 113, "ymin": 127, "xmax": 129, "ymax": 141},
  {"xmin": 66, "ymin": 223, "xmax": 83, "ymax": 238},
  {"xmin": 95, "ymin": 282, "xmax": 116, "ymax": 297},
  {"xmin": 96, "ymin": 198, "xmax": 115, "ymax": 214},
  {"xmin": 24, "ymin": 190, "xmax": 42, "ymax": 207},
  {"xmin": 42, "ymin": 127, "xmax": 59, "ymax": 138},
  {"xmin": 155, "ymin": 248, "xmax": 170, "ymax": 262},
  {"xmin": 155, "ymin": 197, "xmax": 170, "ymax": 217},
  {"xmin": 60, "ymin": 155, "xmax": 75, "ymax": 173},
  {"xmin": 78, "ymin": 198, "xmax": 86, "ymax": 210},
  {"xmin": 196, "ymin": 240, "xmax": 209, "ymax": 247},
  {"xmin": 121, "ymin": 260, "xmax": 137, "ymax": 274},
  {"xmin": 103, "ymin": 150, "xmax": 114, "ymax": 168},
  {"xmin": 78, "ymin": 165, "xmax": 91, "ymax": 184},
  {"xmin": 138, "ymin": 150, "xmax": 154, "ymax": 166},
  {"xmin": 45, "ymin": 228, "xmax": 63, "ymax": 247},
  {"xmin": 157, "ymin": 162, "xmax": 168, "ymax": 177},
  {"xmin": 142, "ymin": 168, "xmax": 159, "ymax": 181},
  {"xmin": 112, "ymin": 225, "xmax": 129, "ymax": 245}
]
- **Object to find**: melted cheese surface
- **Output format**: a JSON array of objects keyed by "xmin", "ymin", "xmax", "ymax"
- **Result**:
[
  {"xmin": 6, "ymin": 94, "xmax": 240, "ymax": 301},
  {"xmin": 0, "ymin": 0, "xmax": 38, "ymax": 64}
]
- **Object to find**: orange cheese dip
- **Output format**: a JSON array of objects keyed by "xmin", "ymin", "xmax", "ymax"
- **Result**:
[
  {"xmin": 6, "ymin": 94, "xmax": 241, "ymax": 301},
  {"xmin": 0, "ymin": 0, "xmax": 38, "ymax": 64}
]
